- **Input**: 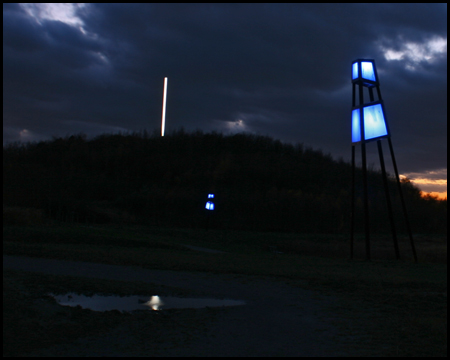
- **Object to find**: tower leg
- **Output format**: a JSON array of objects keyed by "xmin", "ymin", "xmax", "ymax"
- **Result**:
[
  {"xmin": 356, "ymin": 79, "xmax": 370, "ymax": 261},
  {"xmin": 377, "ymin": 140, "xmax": 400, "ymax": 259},
  {"xmin": 361, "ymin": 142, "xmax": 370, "ymax": 261},
  {"xmin": 350, "ymin": 145, "xmax": 355, "ymax": 260},
  {"xmin": 387, "ymin": 137, "xmax": 418, "ymax": 263}
]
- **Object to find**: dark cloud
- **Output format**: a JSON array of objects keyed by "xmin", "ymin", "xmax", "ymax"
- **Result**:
[{"xmin": 3, "ymin": 3, "xmax": 447, "ymax": 192}]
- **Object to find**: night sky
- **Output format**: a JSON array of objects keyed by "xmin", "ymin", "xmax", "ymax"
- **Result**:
[{"xmin": 3, "ymin": 4, "xmax": 447, "ymax": 198}]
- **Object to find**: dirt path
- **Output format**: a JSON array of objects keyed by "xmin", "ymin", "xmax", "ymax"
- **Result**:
[{"xmin": 4, "ymin": 255, "xmax": 361, "ymax": 356}]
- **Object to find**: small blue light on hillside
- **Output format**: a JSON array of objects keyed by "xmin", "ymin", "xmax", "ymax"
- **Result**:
[{"xmin": 206, "ymin": 193, "xmax": 215, "ymax": 210}]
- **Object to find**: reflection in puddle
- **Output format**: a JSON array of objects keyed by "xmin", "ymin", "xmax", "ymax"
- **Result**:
[{"xmin": 50, "ymin": 293, "xmax": 245, "ymax": 312}]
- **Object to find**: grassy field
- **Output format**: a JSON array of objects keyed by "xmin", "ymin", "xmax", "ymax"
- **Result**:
[{"xmin": 3, "ymin": 223, "xmax": 447, "ymax": 356}]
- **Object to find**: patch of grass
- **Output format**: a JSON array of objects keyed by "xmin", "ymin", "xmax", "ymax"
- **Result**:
[{"xmin": 3, "ymin": 225, "xmax": 189, "ymax": 251}]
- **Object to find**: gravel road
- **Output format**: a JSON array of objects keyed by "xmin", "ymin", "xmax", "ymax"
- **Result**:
[{"xmin": 4, "ymin": 255, "xmax": 362, "ymax": 356}]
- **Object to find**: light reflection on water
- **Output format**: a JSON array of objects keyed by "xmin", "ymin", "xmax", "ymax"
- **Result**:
[{"xmin": 50, "ymin": 293, "xmax": 245, "ymax": 312}]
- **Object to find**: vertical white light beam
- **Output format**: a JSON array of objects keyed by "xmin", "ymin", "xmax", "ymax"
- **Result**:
[{"xmin": 161, "ymin": 77, "xmax": 168, "ymax": 136}]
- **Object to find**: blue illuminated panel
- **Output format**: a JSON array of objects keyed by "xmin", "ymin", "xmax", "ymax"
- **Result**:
[
  {"xmin": 208, "ymin": 194, "xmax": 214, "ymax": 198},
  {"xmin": 352, "ymin": 109, "xmax": 361, "ymax": 143},
  {"xmin": 363, "ymin": 104, "xmax": 388, "ymax": 140},
  {"xmin": 352, "ymin": 62, "xmax": 358, "ymax": 80},
  {"xmin": 205, "ymin": 201, "xmax": 214, "ymax": 210},
  {"xmin": 361, "ymin": 61, "xmax": 376, "ymax": 82}
]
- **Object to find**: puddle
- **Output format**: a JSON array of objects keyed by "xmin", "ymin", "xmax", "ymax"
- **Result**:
[{"xmin": 50, "ymin": 293, "xmax": 245, "ymax": 312}]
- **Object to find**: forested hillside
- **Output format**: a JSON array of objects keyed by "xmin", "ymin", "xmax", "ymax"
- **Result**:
[{"xmin": 3, "ymin": 130, "xmax": 447, "ymax": 233}]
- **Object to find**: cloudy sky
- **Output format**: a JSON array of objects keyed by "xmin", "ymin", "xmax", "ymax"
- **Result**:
[{"xmin": 3, "ymin": 3, "xmax": 447, "ymax": 198}]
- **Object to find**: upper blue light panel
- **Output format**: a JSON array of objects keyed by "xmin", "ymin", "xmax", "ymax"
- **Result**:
[
  {"xmin": 352, "ymin": 59, "xmax": 378, "ymax": 86},
  {"xmin": 208, "ymin": 194, "xmax": 214, "ymax": 198},
  {"xmin": 352, "ymin": 62, "xmax": 358, "ymax": 80},
  {"xmin": 361, "ymin": 62, "xmax": 376, "ymax": 82}
]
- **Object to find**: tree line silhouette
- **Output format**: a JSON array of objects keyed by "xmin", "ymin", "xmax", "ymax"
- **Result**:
[{"xmin": 3, "ymin": 129, "xmax": 447, "ymax": 234}]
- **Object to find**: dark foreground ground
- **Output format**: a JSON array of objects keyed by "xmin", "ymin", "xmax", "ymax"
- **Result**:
[
  {"xmin": 5, "ymin": 255, "xmax": 366, "ymax": 357},
  {"xmin": 3, "ymin": 225, "xmax": 447, "ymax": 356}
]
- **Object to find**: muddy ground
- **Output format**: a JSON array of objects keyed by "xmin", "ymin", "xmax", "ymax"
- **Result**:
[{"xmin": 4, "ymin": 255, "xmax": 374, "ymax": 357}]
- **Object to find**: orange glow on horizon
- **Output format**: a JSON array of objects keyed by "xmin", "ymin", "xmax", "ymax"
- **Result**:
[
  {"xmin": 410, "ymin": 179, "xmax": 447, "ymax": 186},
  {"xmin": 400, "ymin": 173, "xmax": 447, "ymax": 201},
  {"xmin": 420, "ymin": 191, "xmax": 447, "ymax": 200}
]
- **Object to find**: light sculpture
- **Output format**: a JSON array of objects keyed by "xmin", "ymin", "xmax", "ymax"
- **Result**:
[
  {"xmin": 351, "ymin": 59, "xmax": 389, "ymax": 144},
  {"xmin": 350, "ymin": 59, "xmax": 417, "ymax": 262},
  {"xmin": 161, "ymin": 77, "xmax": 168, "ymax": 136},
  {"xmin": 205, "ymin": 194, "xmax": 215, "ymax": 210},
  {"xmin": 204, "ymin": 193, "xmax": 215, "ymax": 230}
]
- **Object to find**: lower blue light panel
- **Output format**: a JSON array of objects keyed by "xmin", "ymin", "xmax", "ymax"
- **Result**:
[
  {"xmin": 206, "ymin": 201, "xmax": 214, "ymax": 210},
  {"xmin": 352, "ymin": 104, "xmax": 388, "ymax": 143},
  {"xmin": 363, "ymin": 104, "xmax": 388, "ymax": 140},
  {"xmin": 352, "ymin": 109, "xmax": 361, "ymax": 143}
]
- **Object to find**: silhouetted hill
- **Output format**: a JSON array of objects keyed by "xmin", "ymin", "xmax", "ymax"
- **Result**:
[{"xmin": 3, "ymin": 130, "xmax": 447, "ymax": 233}]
